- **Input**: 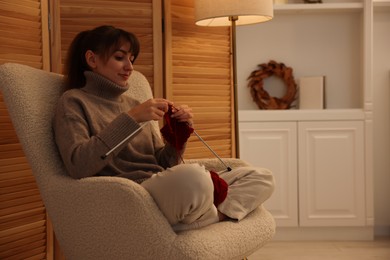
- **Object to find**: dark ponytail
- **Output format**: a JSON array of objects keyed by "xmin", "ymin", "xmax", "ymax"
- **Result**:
[
  {"xmin": 64, "ymin": 30, "xmax": 90, "ymax": 89},
  {"xmin": 64, "ymin": 25, "xmax": 140, "ymax": 90}
]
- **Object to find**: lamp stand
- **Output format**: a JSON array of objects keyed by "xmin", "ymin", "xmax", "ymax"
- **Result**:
[{"xmin": 230, "ymin": 16, "xmax": 240, "ymax": 158}]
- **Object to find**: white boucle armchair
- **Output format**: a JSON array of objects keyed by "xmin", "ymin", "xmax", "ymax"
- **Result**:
[{"xmin": 0, "ymin": 63, "xmax": 275, "ymax": 260}]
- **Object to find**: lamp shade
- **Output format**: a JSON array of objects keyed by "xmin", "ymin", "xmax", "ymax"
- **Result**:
[{"xmin": 195, "ymin": 0, "xmax": 274, "ymax": 26}]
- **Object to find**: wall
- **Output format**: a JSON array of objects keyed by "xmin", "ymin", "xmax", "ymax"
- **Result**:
[{"xmin": 373, "ymin": 9, "xmax": 390, "ymax": 237}]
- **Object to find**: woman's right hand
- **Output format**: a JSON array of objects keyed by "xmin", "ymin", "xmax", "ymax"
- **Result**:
[{"xmin": 128, "ymin": 98, "xmax": 173, "ymax": 123}]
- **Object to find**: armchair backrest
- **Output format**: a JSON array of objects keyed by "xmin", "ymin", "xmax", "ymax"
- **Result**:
[{"xmin": 0, "ymin": 62, "xmax": 157, "ymax": 202}]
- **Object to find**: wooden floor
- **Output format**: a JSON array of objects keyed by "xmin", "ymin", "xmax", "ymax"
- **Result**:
[{"xmin": 248, "ymin": 237, "xmax": 390, "ymax": 260}]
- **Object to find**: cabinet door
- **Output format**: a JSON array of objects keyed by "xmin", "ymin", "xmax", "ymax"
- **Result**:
[
  {"xmin": 239, "ymin": 122, "xmax": 298, "ymax": 226},
  {"xmin": 298, "ymin": 121, "xmax": 365, "ymax": 226}
]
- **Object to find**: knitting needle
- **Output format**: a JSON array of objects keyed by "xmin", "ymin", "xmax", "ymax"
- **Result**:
[
  {"xmin": 101, "ymin": 123, "xmax": 146, "ymax": 160},
  {"xmin": 171, "ymin": 105, "xmax": 231, "ymax": 172},
  {"xmin": 192, "ymin": 129, "xmax": 232, "ymax": 172}
]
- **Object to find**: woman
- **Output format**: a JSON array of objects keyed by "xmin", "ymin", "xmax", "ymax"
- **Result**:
[{"xmin": 53, "ymin": 25, "xmax": 274, "ymax": 231}]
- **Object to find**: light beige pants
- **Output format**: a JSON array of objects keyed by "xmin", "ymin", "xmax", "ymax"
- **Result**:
[{"xmin": 141, "ymin": 163, "xmax": 274, "ymax": 231}]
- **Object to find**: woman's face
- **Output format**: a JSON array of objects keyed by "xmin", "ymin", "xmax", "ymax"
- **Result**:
[{"xmin": 90, "ymin": 42, "xmax": 134, "ymax": 87}]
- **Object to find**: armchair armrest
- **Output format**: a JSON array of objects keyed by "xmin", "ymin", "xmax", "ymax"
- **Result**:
[{"xmin": 46, "ymin": 176, "xmax": 176, "ymax": 259}]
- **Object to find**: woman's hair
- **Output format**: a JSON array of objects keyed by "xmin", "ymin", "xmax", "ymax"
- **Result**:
[{"xmin": 64, "ymin": 25, "xmax": 140, "ymax": 89}]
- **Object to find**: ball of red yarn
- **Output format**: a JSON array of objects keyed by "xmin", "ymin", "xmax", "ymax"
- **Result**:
[{"xmin": 209, "ymin": 170, "xmax": 228, "ymax": 207}]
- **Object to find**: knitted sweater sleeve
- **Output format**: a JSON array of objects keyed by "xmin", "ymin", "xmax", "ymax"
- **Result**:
[{"xmin": 53, "ymin": 94, "xmax": 140, "ymax": 179}]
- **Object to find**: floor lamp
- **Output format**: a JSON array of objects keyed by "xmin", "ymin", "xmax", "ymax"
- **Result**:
[{"xmin": 194, "ymin": 0, "xmax": 273, "ymax": 158}]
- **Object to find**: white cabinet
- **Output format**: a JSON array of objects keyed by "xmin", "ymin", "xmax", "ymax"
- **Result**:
[
  {"xmin": 239, "ymin": 110, "xmax": 372, "ymax": 240},
  {"xmin": 298, "ymin": 121, "xmax": 365, "ymax": 227}
]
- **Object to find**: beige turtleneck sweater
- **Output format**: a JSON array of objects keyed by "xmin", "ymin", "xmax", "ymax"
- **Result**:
[{"xmin": 53, "ymin": 71, "xmax": 180, "ymax": 181}]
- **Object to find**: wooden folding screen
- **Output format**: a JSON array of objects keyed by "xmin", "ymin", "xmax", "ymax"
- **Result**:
[
  {"xmin": 0, "ymin": 0, "xmax": 233, "ymax": 258},
  {"xmin": 164, "ymin": 0, "xmax": 234, "ymax": 159},
  {"xmin": 0, "ymin": 1, "xmax": 53, "ymax": 259}
]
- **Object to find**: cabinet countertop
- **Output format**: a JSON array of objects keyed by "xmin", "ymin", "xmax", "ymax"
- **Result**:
[{"xmin": 239, "ymin": 109, "xmax": 365, "ymax": 122}]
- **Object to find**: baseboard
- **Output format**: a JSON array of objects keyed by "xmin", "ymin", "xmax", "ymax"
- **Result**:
[
  {"xmin": 374, "ymin": 226, "xmax": 390, "ymax": 237},
  {"xmin": 272, "ymin": 226, "xmax": 374, "ymax": 241}
]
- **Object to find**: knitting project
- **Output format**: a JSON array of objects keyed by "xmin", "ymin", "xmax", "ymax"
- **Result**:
[{"xmin": 160, "ymin": 105, "xmax": 228, "ymax": 207}]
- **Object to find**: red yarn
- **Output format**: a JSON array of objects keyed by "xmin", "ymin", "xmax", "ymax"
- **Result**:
[
  {"xmin": 160, "ymin": 105, "xmax": 194, "ymax": 151},
  {"xmin": 160, "ymin": 105, "xmax": 228, "ymax": 207},
  {"xmin": 209, "ymin": 170, "xmax": 228, "ymax": 207}
]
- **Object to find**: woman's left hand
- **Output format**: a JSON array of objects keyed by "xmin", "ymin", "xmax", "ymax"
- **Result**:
[{"xmin": 171, "ymin": 105, "xmax": 194, "ymax": 126}]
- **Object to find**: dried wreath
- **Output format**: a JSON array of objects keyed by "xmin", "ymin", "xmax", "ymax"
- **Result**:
[{"xmin": 247, "ymin": 60, "xmax": 297, "ymax": 110}]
